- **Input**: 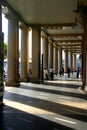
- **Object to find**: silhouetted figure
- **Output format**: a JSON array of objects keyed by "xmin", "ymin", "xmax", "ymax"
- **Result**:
[
  {"xmin": 62, "ymin": 67, "xmax": 64, "ymax": 75},
  {"xmin": 76, "ymin": 67, "xmax": 80, "ymax": 78},
  {"xmin": 67, "ymin": 67, "xmax": 71, "ymax": 78},
  {"xmin": 46, "ymin": 69, "xmax": 49, "ymax": 80},
  {"xmin": 49, "ymin": 67, "xmax": 54, "ymax": 80},
  {"xmin": 59, "ymin": 67, "xmax": 62, "ymax": 77}
]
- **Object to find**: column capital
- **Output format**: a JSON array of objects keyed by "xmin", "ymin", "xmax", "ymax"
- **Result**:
[
  {"xmin": 48, "ymin": 38, "xmax": 53, "ymax": 45},
  {"xmin": 5, "ymin": 9, "xmax": 18, "ymax": 21},
  {"xmin": 41, "ymin": 31, "xmax": 48, "ymax": 38},
  {"xmin": 53, "ymin": 42, "xmax": 57, "ymax": 48},
  {"xmin": 19, "ymin": 22, "xmax": 29, "ymax": 31}
]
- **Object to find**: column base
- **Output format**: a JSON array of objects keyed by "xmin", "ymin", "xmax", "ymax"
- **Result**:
[
  {"xmin": 31, "ymin": 78, "xmax": 40, "ymax": 83},
  {"xmin": 78, "ymin": 85, "xmax": 87, "ymax": 93},
  {"xmin": 5, "ymin": 80, "xmax": 20, "ymax": 87},
  {"xmin": 84, "ymin": 86, "xmax": 87, "ymax": 93},
  {"xmin": 19, "ymin": 78, "xmax": 29, "ymax": 82}
]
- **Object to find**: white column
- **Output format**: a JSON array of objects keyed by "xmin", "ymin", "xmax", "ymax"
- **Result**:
[
  {"xmin": 70, "ymin": 52, "xmax": 73, "ymax": 69},
  {"xmin": 31, "ymin": 27, "xmax": 40, "ymax": 82},
  {"xmin": 0, "ymin": 5, "xmax": 4, "ymax": 104},
  {"xmin": 53, "ymin": 44, "xmax": 58, "ymax": 74},
  {"xmin": 82, "ymin": 15, "xmax": 87, "ymax": 90},
  {"xmin": 48, "ymin": 41, "xmax": 53, "ymax": 68},
  {"xmin": 6, "ymin": 15, "xmax": 19, "ymax": 86},
  {"xmin": 73, "ymin": 54, "xmax": 76, "ymax": 71},
  {"xmin": 65, "ymin": 49, "xmax": 68, "ymax": 73},
  {"xmin": 59, "ymin": 48, "xmax": 62, "ymax": 68},
  {"xmin": 42, "ymin": 36, "xmax": 48, "ymax": 69},
  {"xmin": 20, "ymin": 23, "xmax": 29, "ymax": 81}
]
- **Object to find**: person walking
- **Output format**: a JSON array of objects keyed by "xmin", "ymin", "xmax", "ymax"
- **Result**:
[
  {"xmin": 49, "ymin": 66, "xmax": 54, "ymax": 80},
  {"xmin": 67, "ymin": 67, "xmax": 71, "ymax": 78},
  {"xmin": 76, "ymin": 67, "xmax": 80, "ymax": 78}
]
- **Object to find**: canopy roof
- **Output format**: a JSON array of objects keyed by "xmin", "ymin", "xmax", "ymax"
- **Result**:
[{"xmin": 1, "ymin": 0, "xmax": 86, "ymax": 54}]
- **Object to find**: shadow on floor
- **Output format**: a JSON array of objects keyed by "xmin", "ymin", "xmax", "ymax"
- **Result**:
[
  {"xmin": 0, "ymin": 105, "xmax": 75, "ymax": 130},
  {"xmin": 20, "ymin": 84, "xmax": 87, "ymax": 100},
  {"xmin": 4, "ymin": 91, "xmax": 87, "ymax": 123}
]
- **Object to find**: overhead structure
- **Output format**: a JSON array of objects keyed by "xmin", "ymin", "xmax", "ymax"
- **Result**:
[{"xmin": 1, "ymin": 0, "xmax": 87, "ymax": 53}]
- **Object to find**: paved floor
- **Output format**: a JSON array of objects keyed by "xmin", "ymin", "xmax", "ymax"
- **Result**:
[{"xmin": 0, "ymin": 73, "xmax": 87, "ymax": 130}]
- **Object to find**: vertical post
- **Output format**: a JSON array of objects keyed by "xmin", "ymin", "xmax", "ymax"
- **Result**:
[
  {"xmin": 42, "ymin": 54, "xmax": 43, "ymax": 83},
  {"xmin": 0, "ymin": 4, "xmax": 4, "ymax": 105},
  {"xmin": 32, "ymin": 27, "xmax": 40, "ymax": 82}
]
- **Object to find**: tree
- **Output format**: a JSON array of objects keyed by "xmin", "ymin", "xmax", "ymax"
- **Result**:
[{"xmin": 4, "ymin": 42, "xmax": 7, "ymax": 59}]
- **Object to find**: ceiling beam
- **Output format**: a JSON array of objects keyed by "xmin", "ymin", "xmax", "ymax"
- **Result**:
[
  {"xmin": 57, "ymin": 44, "xmax": 81, "ymax": 46},
  {"xmin": 50, "ymin": 33, "xmax": 83, "ymax": 37},
  {"xmin": 71, "ymin": 51, "xmax": 81, "ymax": 54},
  {"xmin": 55, "ymin": 40, "xmax": 81, "ymax": 43},
  {"xmin": 62, "ymin": 47, "xmax": 82, "ymax": 50}
]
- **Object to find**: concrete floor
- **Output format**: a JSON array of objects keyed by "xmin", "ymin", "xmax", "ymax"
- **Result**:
[{"xmin": 0, "ymin": 73, "xmax": 87, "ymax": 130}]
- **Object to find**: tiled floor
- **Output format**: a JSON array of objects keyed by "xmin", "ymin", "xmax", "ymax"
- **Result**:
[{"xmin": 0, "ymin": 73, "xmax": 87, "ymax": 130}]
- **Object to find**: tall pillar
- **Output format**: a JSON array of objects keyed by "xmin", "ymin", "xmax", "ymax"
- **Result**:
[
  {"xmin": 65, "ymin": 49, "xmax": 68, "ymax": 73},
  {"xmin": 58, "ymin": 49, "xmax": 60, "ymax": 72},
  {"xmin": 0, "ymin": 5, "xmax": 4, "ymax": 105},
  {"xmin": 73, "ymin": 54, "xmax": 76, "ymax": 71},
  {"xmin": 48, "ymin": 40, "xmax": 53, "ymax": 68},
  {"xmin": 20, "ymin": 23, "xmax": 29, "ymax": 81},
  {"xmin": 82, "ymin": 14, "xmax": 87, "ymax": 90},
  {"xmin": 70, "ymin": 52, "xmax": 73, "ymax": 69},
  {"xmin": 59, "ymin": 48, "xmax": 62, "ymax": 68},
  {"xmin": 42, "ymin": 36, "xmax": 48, "ymax": 69},
  {"xmin": 6, "ymin": 13, "xmax": 19, "ymax": 86},
  {"xmin": 31, "ymin": 27, "xmax": 40, "ymax": 82},
  {"xmin": 53, "ymin": 44, "xmax": 58, "ymax": 74}
]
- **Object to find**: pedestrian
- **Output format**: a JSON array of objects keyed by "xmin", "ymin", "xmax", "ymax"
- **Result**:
[
  {"xmin": 46, "ymin": 69, "xmax": 49, "ymax": 80},
  {"xmin": 49, "ymin": 66, "xmax": 54, "ymax": 80},
  {"xmin": 67, "ymin": 67, "xmax": 71, "ymax": 78},
  {"xmin": 59, "ymin": 67, "xmax": 62, "ymax": 77},
  {"xmin": 76, "ymin": 67, "xmax": 80, "ymax": 78},
  {"xmin": 62, "ymin": 67, "xmax": 64, "ymax": 75}
]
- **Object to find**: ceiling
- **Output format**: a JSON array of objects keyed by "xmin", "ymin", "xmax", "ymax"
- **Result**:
[{"xmin": 1, "ymin": 0, "xmax": 85, "ymax": 54}]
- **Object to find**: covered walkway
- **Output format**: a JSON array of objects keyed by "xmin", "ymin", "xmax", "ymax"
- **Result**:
[
  {"xmin": 0, "ymin": 1, "xmax": 87, "ymax": 129},
  {"xmin": 0, "ymin": 74, "xmax": 87, "ymax": 130}
]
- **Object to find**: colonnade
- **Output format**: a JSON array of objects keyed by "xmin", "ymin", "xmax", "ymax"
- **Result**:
[
  {"xmin": 0, "ymin": 5, "xmax": 87, "ymax": 93},
  {"xmin": 42, "ymin": 38, "xmax": 77, "ymax": 74},
  {"xmin": 5, "ymin": 13, "xmax": 78, "ymax": 85}
]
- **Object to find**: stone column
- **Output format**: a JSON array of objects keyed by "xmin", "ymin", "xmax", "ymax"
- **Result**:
[
  {"xmin": 70, "ymin": 52, "xmax": 73, "ymax": 70},
  {"xmin": 6, "ymin": 13, "xmax": 19, "ymax": 86},
  {"xmin": 20, "ymin": 23, "xmax": 29, "ymax": 81},
  {"xmin": 58, "ymin": 49, "xmax": 60, "ymax": 72},
  {"xmin": 31, "ymin": 27, "xmax": 40, "ymax": 82},
  {"xmin": 56, "ymin": 48, "xmax": 58, "ymax": 74},
  {"xmin": 42, "ymin": 36, "xmax": 48, "ymax": 69},
  {"xmin": 0, "ymin": 5, "xmax": 4, "ymax": 104},
  {"xmin": 82, "ymin": 14, "xmax": 87, "ymax": 90},
  {"xmin": 73, "ymin": 54, "xmax": 76, "ymax": 71},
  {"xmin": 48, "ymin": 40, "xmax": 53, "ymax": 68},
  {"xmin": 59, "ymin": 48, "xmax": 62, "ymax": 68},
  {"xmin": 65, "ymin": 49, "xmax": 68, "ymax": 73},
  {"xmin": 53, "ymin": 44, "xmax": 58, "ymax": 74}
]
